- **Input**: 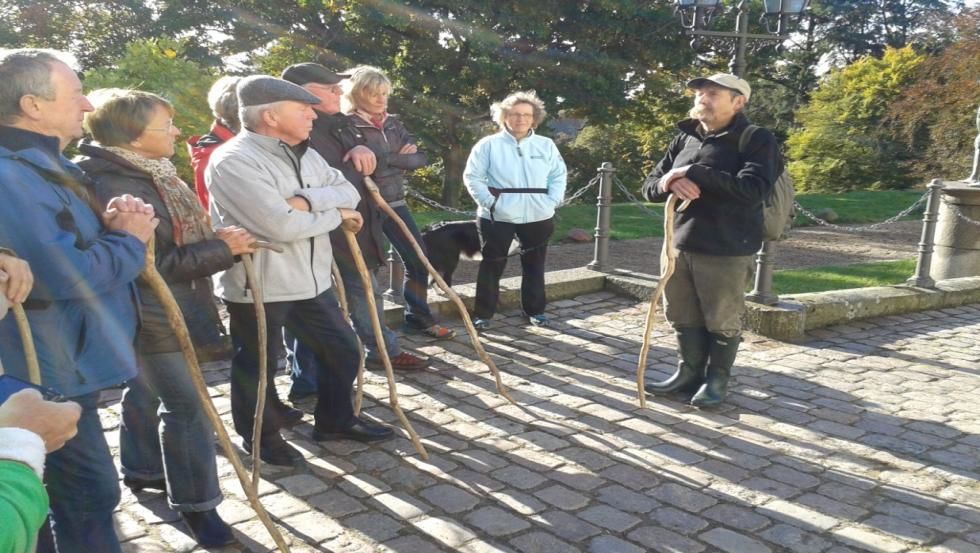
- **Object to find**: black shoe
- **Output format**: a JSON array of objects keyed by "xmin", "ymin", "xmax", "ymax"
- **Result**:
[
  {"xmin": 287, "ymin": 390, "xmax": 317, "ymax": 403},
  {"xmin": 181, "ymin": 509, "xmax": 236, "ymax": 547},
  {"xmin": 276, "ymin": 404, "xmax": 305, "ymax": 428},
  {"xmin": 242, "ymin": 436, "xmax": 304, "ymax": 467},
  {"xmin": 123, "ymin": 476, "xmax": 167, "ymax": 493},
  {"xmin": 312, "ymin": 417, "xmax": 394, "ymax": 443},
  {"xmin": 645, "ymin": 327, "xmax": 709, "ymax": 396},
  {"xmin": 690, "ymin": 333, "xmax": 741, "ymax": 409}
]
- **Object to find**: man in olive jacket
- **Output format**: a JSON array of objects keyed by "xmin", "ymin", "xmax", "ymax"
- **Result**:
[{"xmin": 641, "ymin": 73, "xmax": 778, "ymax": 408}]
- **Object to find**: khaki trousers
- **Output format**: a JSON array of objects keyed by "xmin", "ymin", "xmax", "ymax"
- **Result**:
[{"xmin": 664, "ymin": 251, "xmax": 755, "ymax": 337}]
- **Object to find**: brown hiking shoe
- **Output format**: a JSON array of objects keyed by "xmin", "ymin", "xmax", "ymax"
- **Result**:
[{"xmin": 365, "ymin": 351, "xmax": 431, "ymax": 371}]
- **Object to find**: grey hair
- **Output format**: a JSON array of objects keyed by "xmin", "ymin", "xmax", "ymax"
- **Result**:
[
  {"xmin": 341, "ymin": 65, "xmax": 391, "ymax": 114},
  {"xmin": 491, "ymin": 90, "xmax": 547, "ymax": 131},
  {"xmin": 0, "ymin": 48, "xmax": 77, "ymax": 125},
  {"xmin": 207, "ymin": 76, "xmax": 241, "ymax": 133},
  {"xmin": 239, "ymin": 102, "xmax": 280, "ymax": 130}
]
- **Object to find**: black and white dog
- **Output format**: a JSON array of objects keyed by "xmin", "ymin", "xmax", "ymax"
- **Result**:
[{"xmin": 421, "ymin": 220, "xmax": 519, "ymax": 286}]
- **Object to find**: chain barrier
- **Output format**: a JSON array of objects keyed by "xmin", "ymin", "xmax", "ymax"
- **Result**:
[
  {"xmin": 950, "ymin": 204, "xmax": 980, "ymax": 229},
  {"xmin": 791, "ymin": 192, "xmax": 928, "ymax": 232},
  {"xmin": 613, "ymin": 176, "xmax": 664, "ymax": 220}
]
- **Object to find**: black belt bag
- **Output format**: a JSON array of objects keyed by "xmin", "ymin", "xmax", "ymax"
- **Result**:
[{"xmin": 487, "ymin": 187, "xmax": 548, "ymax": 222}]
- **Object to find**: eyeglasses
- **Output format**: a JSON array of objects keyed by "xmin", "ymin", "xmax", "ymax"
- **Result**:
[
  {"xmin": 144, "ymin": 120, "xmax": 175, "ymax": 133},
  {"xmin": 506, "ymin": 112, "xmax": 534, "ymax": 120},
  {"xmin": 309, "ymin": 83, "xmax": 343, "ymax": 95}
]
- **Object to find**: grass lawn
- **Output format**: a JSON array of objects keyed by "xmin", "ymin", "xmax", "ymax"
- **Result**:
[
  {"xmin": 772, "ymin": 258, "xmax": 916, "ymax": 294},
  {"xmin": 410, "ymin": 189, "xmax": 925, "ymax": 243}
]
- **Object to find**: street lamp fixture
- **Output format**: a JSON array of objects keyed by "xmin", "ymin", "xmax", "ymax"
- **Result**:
[{"xmin": 762, "ymin": 0, "xmax": 810, "ymax": 35}]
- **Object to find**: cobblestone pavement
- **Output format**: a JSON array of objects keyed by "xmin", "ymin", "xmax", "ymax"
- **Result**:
[{"xmin": 108, "ymin": 292, "xmax": 980, "ymax": 552}]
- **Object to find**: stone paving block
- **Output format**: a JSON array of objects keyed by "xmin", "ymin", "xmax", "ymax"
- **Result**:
[
  {"xmin": 863, "ymin": 514, "xmax": 933, "ymax": 544},
  {"xmin": 453, "ymin": 449, "xmax": 510, "ymax": 473},
  {"xmin": 343, "ymin": 512, "xmax": 405, "ymax": 542},
  {"xmin": 649, "ymin": 482, "xmax": 718, "ymax": 513},
  {"xmin": 491, "ymin": 465, "xmax": 548, "ymax": 489},
  {"xmin": 587, "ymin": 535, "xmax": 645, "ymax": 553},
  {"xmin": 449, "ymin": 468, "xmax": 506, "ymax": 494},
  {"xmin": 509, "ymin": 531, "xmax": 581, "ymax": 553},
  {"xmin": 465, "ymin": 506, "xmax": 532, "ymax": 536},
  {"xmin": 763, "ymin": 464, "xmax": 822, "ymax": 490},
  {"xmin": 412, "ymin": 515, "xmax": 479, "ymax": 548},
  {"xmin": 281, "ymin": 510, "xmax": 345, "ymax": 543},
  {"xmin": 796, "ymin": 492, "xmax": 870, "ymax": 521},
  {"xmin": 419, "ymin": 483, "xmax": 481, "ymax": 514},
  {"xmin": 577, "ymin": 504, "xmax": 641, "ymax": 532},
  {"xmin": 549, "ymin": 464, "xmax": 605, "ymax": 491},
  {"xmin": 627, "ymin": 525, "xmax": 706, "ymax": 553},
  {"xmin": 490, "ymin": 488, "xmax": 548, "ymax": 516},
  {"xmin": 372, "ymin": 491, "xmax": 432, "ymax": 520},
  {"xmin": 530, "ymin": 510, "xmax": 601, "ymax": 541},
  {"xmin": 651, "ymin": 506, "xmax": 710, "ymax": 535},
  {"xmin": 595, "ymin": 484, "xmax": 660, "ymax": 514},
  {"xmin": 702, "ymin": 503, "xmax": 771, "ymax": 532},
  {"xmin": 307, "ymin": 489, "xmax": 367, "ymax": 518},
  {"xmin": 699, "ymin": 527, "xmax": 772, "ymax": 553},
  {"xmin": 873, "ymin": 499, "xmax": 972, "ymax": 533},
  {"xmin": 757, "ymin": 498, "xmax": 840, "ymax": 531},
  {"xmin": 534, "ymin": 484, "xmax": 590, "ymax": 510},
  {"xmin": 275, "ymin": 474, "xmax": 330, "ymax": 498},
  {"xmin": 759, "ymin": 523, "xmax": 833, "ymax": 553},
  {"xmin": 380, "ymin": 535, "xmax": 446, "ymax": 553},
  {"xmin": 832, "ymin": 525, "xmax": 907, "ymax": 553}
]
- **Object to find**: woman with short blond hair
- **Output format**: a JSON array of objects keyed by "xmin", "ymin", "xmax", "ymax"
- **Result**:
[{"xmin": 463, "ymin": 90, "xmax": 567, "ymax": 330}]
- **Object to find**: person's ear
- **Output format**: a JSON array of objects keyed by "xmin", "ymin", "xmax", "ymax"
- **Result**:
[
  {"xmin": 17, "ymin": 95, "xmax": 42, "ymax": 121},
  {"xmin": 734, "ymin": 95, "xmax": 747, "ymax": 111}
]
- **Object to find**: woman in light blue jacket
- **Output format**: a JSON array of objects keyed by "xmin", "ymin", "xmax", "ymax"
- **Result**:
[{"xmin": 463, "ymin": 91, "xmax": 567, "ymax": 329}]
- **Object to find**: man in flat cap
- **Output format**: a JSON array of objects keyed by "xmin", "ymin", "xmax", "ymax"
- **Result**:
[
  {"xmin": 280, "ymin": 63, "xmax": 429, "ymax": 405},
  {"xmin": 640, "ymin": 73, "xmax": 778, "ymax": 408},
  {"xmin": 206, "ymin": 75, "xmax": 393, "ymax": 467}
]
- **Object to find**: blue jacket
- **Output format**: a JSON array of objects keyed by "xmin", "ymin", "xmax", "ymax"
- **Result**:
[
  {"xmin": 464, "ymin": 130, "xmax": 567, "ymax": 224},
  {"xmin": 0, "ymin": 127, "xmax": 144, "ymax": 398}
]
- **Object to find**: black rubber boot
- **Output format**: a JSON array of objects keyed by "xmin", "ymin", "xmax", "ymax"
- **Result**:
[
  {"xmin": 181, "ymin": 509, "xmax": 236, "ymax": 547},
  {"xmin": 691, "ymin": 333, "xmax": 741, "ymax": 408},
  {"xmin": 644, "ymin": 327, "xmax": 709, "ymax": 397}
]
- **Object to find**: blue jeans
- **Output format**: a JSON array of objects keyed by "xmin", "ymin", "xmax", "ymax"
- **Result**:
[
  {"xmin": 41, "ymin": 391, "xmax": 122, "ymax": 553},
  {"xmin": 289, "ymin": 268, "xmax": 399, "ymax": 397},
  {"xmin": 119, "ymin": 351, "xmax": 222, "ymax": 512},
  {"xmin": 383, "ymin": 204, "xmax": 436, "ymax": 329}
]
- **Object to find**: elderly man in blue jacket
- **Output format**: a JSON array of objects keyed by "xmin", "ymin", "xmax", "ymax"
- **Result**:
[{"xmin": 0, "ymin": 48, "xmax": 157, "ymax": 553}]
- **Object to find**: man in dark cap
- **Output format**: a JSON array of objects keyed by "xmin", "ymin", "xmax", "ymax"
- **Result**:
[
  {"xmin": 206, "ymin": 75, "xmax": 393, "ymax": 467},
  {"xmin": 281, "ymin": 63, "xmax": 429, "ymax": 402},
  {"xmin": 640, "ymin": 73, "xmax": 778, "ymax": 408}
]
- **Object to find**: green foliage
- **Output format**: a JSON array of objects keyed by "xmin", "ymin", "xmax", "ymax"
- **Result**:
[
  {"xmin": 887, "ymin": 9, "xmax": 980, "ymax": 181},
  {"xmin": 787, "ymin": 46, "xmax": 925, "ymax": 192},
  {"xmin": 82, "ymin": 39, "xmax": 218, "ymax": 183}
]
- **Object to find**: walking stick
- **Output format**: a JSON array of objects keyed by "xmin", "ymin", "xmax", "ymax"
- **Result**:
[
  {"xmin": 11, "ymin": 305, "xmax": 40, "ymax": 384},
  {"xmin": 362, "ymin": 177, "xmax": 513, "ymax": 403},
  {"xmin": 342, "ymin": 229, "xmax": 428, "ymax": 459},
  {"xmin": 139, "ymin": 237, "xmax": 290, "ymax": 553},
  {"xmin": 331, "ymin": 260, "xmax": 368, "ymax": 415},
  {"xmin": 636, "ymin": 194, "xmax": 689, "ymax": 408}
]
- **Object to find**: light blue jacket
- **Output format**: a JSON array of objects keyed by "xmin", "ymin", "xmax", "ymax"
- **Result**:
[
  {"xmin": 463, "ymin": 130, "xmax": 567, "ymax": 224},
  {"xmin": 0, "ymin": 128, "xmax": 144, "ymax": 398}
]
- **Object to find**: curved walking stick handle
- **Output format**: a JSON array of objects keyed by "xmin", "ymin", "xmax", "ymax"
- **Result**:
[
  {"xmin": 362, "ymin": 176, "xmax": 513, "ymax": 403},
  {"xmin": 140, "ymin": 236, "xmax": 291, "ymax": 552}
]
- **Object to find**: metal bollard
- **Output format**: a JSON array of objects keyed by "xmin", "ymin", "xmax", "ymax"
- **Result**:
[
  {"xmin": 383, "ymin": 243, "xmax": 405, "ymax": 302},
  {"xmin": 907, "ymin": 179, "xmax": 945, "ymax": 288},
  {"xmin": 587, "ymin": 162, "xmax": 615, "ymax": 272},
  {"xmin": 746, "ymin": 241, "xmax": 779, "ymax": 306}
]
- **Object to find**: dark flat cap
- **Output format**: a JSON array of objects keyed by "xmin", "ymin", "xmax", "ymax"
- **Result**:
[
  {"xmin": 281, "ymin": 63, "xmax": 350, "ymax": 86},
  {"xmin": 237, "ymin": 75, "xmax": 321, "ymax": 107}
]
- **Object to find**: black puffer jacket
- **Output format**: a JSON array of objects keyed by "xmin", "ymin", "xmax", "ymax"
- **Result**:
[
  {"xmin": 348, "ymin": 113, "xmax": 428, "ymax": 207},
  {"xmin": 641, "ymin": 112, "xmax": 778, "ymax": 256},
  {"xmin": 76, "ymin": 142, "xmax": 234, "ymax": 354}
]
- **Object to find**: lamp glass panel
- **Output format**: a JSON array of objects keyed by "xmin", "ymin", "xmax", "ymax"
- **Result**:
[
  {"xmin": 764, "ymin": 0, "xmax": 807, "ymax": 14},
  {"xmin": 676, "ymin": 0, "xmax": 698, "ymax": 7},
  {"xmin": 697, "ymin": 0, "xmax": 721, "ymax": 6}
]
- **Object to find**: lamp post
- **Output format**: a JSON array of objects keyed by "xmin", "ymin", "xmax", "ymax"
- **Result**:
[{"xmin": 674, "ymin": 0, "xmax": 809, "ymax": 305}]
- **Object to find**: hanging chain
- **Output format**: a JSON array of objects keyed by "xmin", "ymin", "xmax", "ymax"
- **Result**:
[
  {"xmin": 613, "ymin": 176, "xmax": 664, "ymax": 220},
  {"xmin": 405, "ymin": 174, "xmax": 600, "ymax": 216},
  {"xmin": 792, "ymin": 192, "xmax": 928, "ymax": 232}
]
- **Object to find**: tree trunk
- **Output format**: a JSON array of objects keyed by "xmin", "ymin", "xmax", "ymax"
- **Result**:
[{"xmin": 441, "ymin": 143, "xmax": 467, "ymax": 207}]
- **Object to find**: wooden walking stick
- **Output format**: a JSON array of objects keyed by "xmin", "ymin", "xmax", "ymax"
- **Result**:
[
  {"xmin": 636, "ymin": 194, "xmax": 689, "ymax": 408},
  {"xmin": 362, "ymin": 176, "xmax": 513, "ymax": 403},
  {"xmin": 11, "ymin": 304, "xmax": 40, "ymax": 384},
  {"xmin": 331, "ymin": 259, "xmax": 368, "ymax": 416},
  {"xmin": 342, "ymin": 229, "xmax": 428, "ymax": 459},
  {"xmin": 139, "ymin": 237, "xmax": 291, "ymax": 552}
]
